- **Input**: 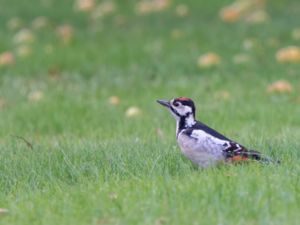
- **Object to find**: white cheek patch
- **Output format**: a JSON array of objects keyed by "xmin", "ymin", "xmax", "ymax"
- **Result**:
[{"xmin": 176, "ymin": 105, "xmax": 192, "ymax": 116}]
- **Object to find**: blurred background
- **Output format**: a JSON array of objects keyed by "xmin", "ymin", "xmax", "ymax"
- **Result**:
[
  {"xmin": 0, "ymin": 0, "xmax": 299, "ymax": 141},
  {"xmin": 1, "ymin": 1, "xmax": 300, "ymax": 224}
]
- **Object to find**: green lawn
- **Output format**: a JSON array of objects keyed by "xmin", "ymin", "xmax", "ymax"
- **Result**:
[{"xmin": 0, "ymin": 0, "xmax": 300, "ymax": 224}]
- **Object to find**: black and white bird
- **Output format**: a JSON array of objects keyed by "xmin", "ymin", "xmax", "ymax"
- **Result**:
[{"xmin": 157, "ymin": 97, "xmax": 272, "ymax": 168}]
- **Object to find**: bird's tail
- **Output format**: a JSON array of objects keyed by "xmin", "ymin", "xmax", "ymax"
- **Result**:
[{"xmin": 244, "ymin": 149, "xmax": 280, "ymax": 164}]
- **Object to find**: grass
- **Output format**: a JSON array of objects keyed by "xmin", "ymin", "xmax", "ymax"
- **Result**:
[{"xmin": 0, "ymin": 0, "xmax": 300, "ymax": 224}]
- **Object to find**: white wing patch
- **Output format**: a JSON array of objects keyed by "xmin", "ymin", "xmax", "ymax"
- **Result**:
[
  {"xmin": 189, "ymin": 130, "xmax": 244, "ymax": 154},
  {"xmin": 190, "ymin": 130, "xmax": 229, "ymax": 147}
]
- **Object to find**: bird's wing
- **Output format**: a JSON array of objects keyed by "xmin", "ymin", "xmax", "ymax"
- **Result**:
[
  {"xmin": 183, "ymin": 128, "xmax": 232, "ymax": 153},
  {"xmin": 191, "ymin": 121, "xmax": 232, "ymax": 141},
  {"xmin": 187, "ymin": 121, "xmax": 264, "ymax": 162}
]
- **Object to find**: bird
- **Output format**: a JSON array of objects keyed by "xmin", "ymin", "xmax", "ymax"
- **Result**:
[{"xmin": 157, "ymin": 97, "xmax": 274, "ymax": 168}]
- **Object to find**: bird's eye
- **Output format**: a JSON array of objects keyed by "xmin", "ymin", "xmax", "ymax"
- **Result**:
[{"xmin": 173, "ymin": 102, "xmax": 179, "ymax": 107}]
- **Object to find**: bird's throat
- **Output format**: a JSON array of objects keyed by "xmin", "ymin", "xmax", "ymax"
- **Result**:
[{"xmin": 176, "ymin": 114, "xmax": 196, "ymax": 136}]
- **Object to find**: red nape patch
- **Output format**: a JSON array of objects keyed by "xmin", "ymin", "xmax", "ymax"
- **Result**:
[{"xmin": 176, "ymin": 97, "xmax": 191, "ymax": 101}]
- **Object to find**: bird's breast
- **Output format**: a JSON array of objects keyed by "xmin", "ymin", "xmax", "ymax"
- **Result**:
[{"xmin": 177, "ymin": 130, "xmax": 225, "ymax": 167}]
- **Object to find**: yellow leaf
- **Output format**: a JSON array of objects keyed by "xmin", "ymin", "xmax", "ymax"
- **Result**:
[
  {"xmin": 267, "ymin": 80, "xmax": 293, "ymax": 94},
  {"xmin": 175, "ymin": 4, "xmax": 189, "ymax": 17},
  {"xmin": 0, "ymin": 52, "xmax": 15, "ymax": 66},
  {"xmin": 276, "ymin": 46, "xmax": 300, "ymax": 63},
  {"xmin": 125, "ymin": 106, "xmax": 141, "ymax": 117},
  {"xmin": 28, "ymin": 91, "xmax": 44, "ymax": 102},
  {"xmin": 108, "ymin": 96, "xmax": 120, "ymax": 106},
  {"xmin": 197, "ymin": 53, "xmax": 221, "ymax": 68},
  {"xmin": 13, "ymin": 29, "xmax": 35, "ymax": 44},
  {"xmin": 74, "ymin": 0, "xmax": 95, "ymax": 12}
]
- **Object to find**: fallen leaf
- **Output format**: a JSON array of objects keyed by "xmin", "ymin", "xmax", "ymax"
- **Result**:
[
  {"xmin": 155, "ymin": 217, "xmax": 169, "ymax": 225},
  {"xmin": 108, "ymin": 96, "xmax": 120, "ymax": 105},
  {"xmin": 56, "ymin": 24, "xmax": 74, "ymax": 44},
  {"xmin": 28, "ymin": 91, "xmax": 44, "ymax": 102},
  {"xmin": 219, "ymin": 0, "xmax": 268, "ymax": 23},
  {"xmin": 31, "ymin": 17, "xmax": 49, "ymax": 29},
  {"xmin": 135, "ymin": 0, "xmax": 171, "ymax": 15},
  {"xmin": 245, "ymin": 9, "xmax": 269, "ymax": 24},
  {"xmin": 135, "ymin": 1, "xmax": 153, "ymax": 14},
  {"xmin": 91, "ymin": 1, "xmax": 116, "ymax": 19},
  {"xmin": 276, "ymin": 46, "xmax": 300, "ymax": 63},
  {"xmin": 175, "ymin": 4, "xmax": 189, "ymax": 17},
  {"xmin": 0, "ymin": 52, "xmax": 15, "ymax": 66},
  {"xmin": 0, "ymin": 208, "xmax": 8, "ymax": 214},
  {"xmin": 197, "ymin": 52, "xmax": 221, "ymax": 68},
  {"xmin": 13, "ymin": 28, "xmax": 35, "ymax": 44},
  {"xmin": 109, "ymin": 192, "xmax": 118, "ymax": 200},
  {"xmin": 215, "ymin": 90, "xmax": 231, "ymax": 100},
  {"xmin": 219, "ymin": 6, "xmax": 241, "ymax": 23},
  {"xmin": 267, "ymin": 80, "xmax": 293, "ymax": 94},
  {"xmin": 125, "ymin": 106, "xmax": 141, "ymax": 117},
  {"xmin": 16, "ymin": 45, "xmax": 32, "ymax": 58},
  {"xmin": 74, "ymin": 0, "xmax": 95, "ymax": 12},
  {"xmin": 243, "ymin": 39, "xmax": 255, "ymax": 50},
  {"xmin": 219, "ymin": 0, "xmax": 252, "ymax": 23}
]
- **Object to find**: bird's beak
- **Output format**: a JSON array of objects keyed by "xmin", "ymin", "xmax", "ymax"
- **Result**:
[{"xmin": 157, "ymin": 99, "xmax": 170, "ymax": 108}]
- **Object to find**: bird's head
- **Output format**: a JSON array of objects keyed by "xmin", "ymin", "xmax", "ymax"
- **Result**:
[{"xmin": 157, "ymin": 97, "xmax": 196, "ymax": 121}]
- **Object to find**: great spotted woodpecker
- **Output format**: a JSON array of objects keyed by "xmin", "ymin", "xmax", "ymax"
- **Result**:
[{"xmin": 157, "ymin": 97, "xmax": 273, "ymax": 168}]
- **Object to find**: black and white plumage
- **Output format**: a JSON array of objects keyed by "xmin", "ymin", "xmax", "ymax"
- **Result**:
[{"xmin": 157, "ymin": 97, "xmax": 270, "ymax": 168}]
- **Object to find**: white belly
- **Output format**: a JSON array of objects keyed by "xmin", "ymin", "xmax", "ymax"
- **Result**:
[{"xmin": 177, "ymin": 130, "xmax": 226, "ymax": 168}]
